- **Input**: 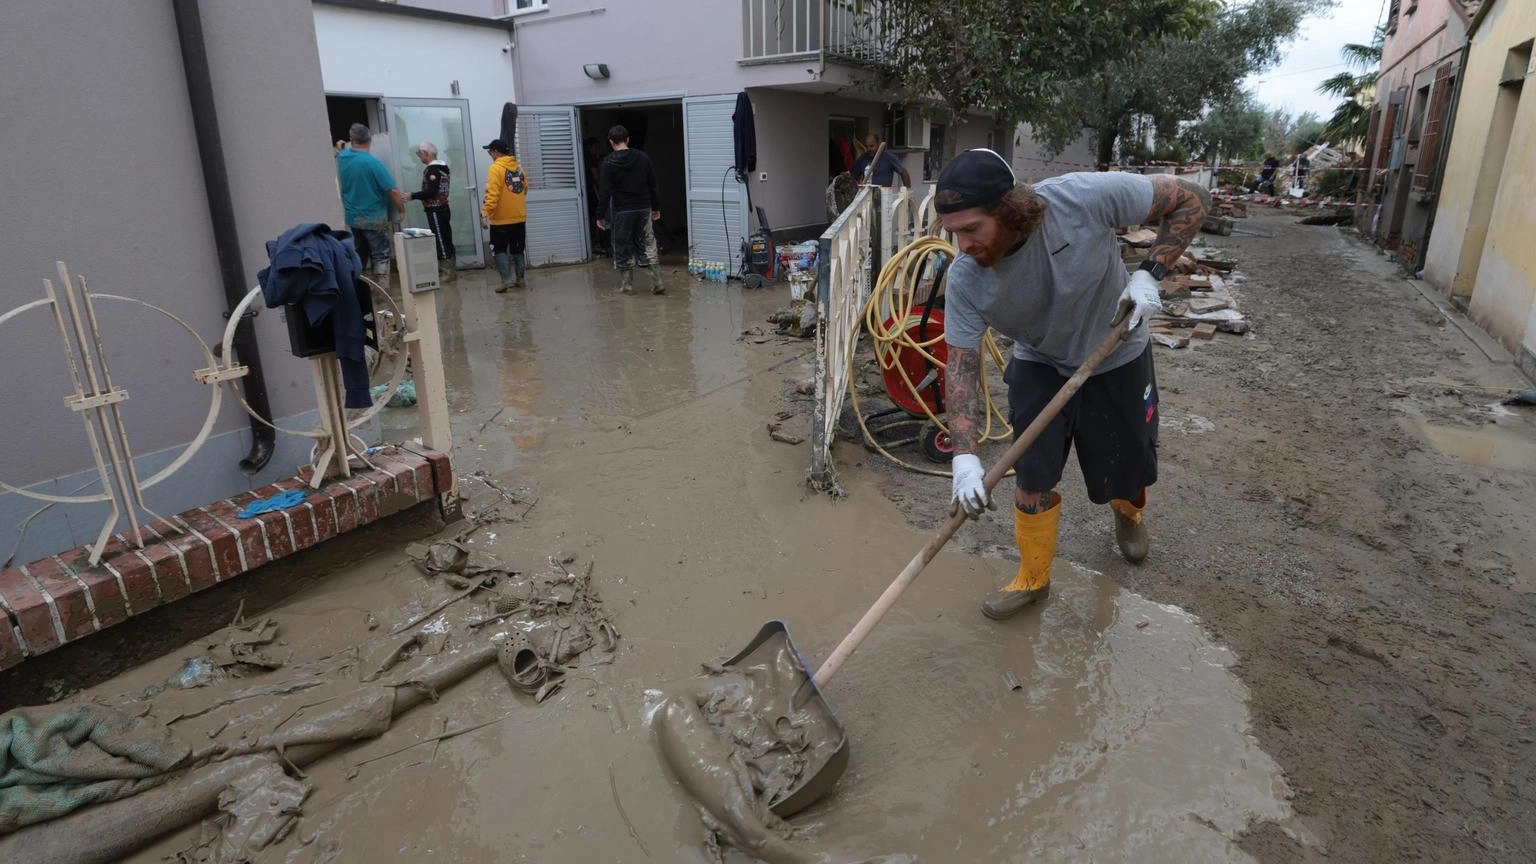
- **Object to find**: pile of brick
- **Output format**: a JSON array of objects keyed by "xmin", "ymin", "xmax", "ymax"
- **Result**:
[
  {"xmin": 1118, "ymin": 229, "xmax": 1248, "ymax": 349},
  {"xmin": 1148, "ymin": 269, "xmax": 1248, "ymax": 348}
]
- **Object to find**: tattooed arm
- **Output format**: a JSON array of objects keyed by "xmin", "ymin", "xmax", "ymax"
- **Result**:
[
  {"xmin": 945, "ymin": 346, "xmax": 983, "ymax": 456},
  {"xmin": 1144, "ymin": 174, "xmax": 1211, "ymax": 269}
]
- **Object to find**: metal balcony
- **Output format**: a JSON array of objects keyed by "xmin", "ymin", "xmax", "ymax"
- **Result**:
[{"xmin": 741, "ymin": 0, "xmax": 892, "ymax": 66}]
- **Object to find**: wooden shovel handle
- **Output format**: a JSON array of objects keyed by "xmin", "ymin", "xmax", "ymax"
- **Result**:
[{"xmin": 812, "ymin": 314, "xmax": 1133, "ymax": 688}]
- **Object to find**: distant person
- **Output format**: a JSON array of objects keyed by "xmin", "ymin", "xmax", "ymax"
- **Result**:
[
  {"xmin": 1294, "ymin": 153, "xmax": 1312, "ymax": 191},
  {"xmin": 596, "ymin": 125, "xmax": 665, "ymax": 295},
  {"xmin": 479, "ymin": 139, "xmax": 529, "ymax": 293},
  {"xmin": 408, "ymin": 141, "xmax": 455, "ymax": 283},
  {"xmin": 851, "ymin": 131, "xmax": 911, "ymax": 188},
  {"xmin": 1256, "ymin": 152, "xmax": 1280, "ymax": 195},
  {"xmin": 334, "ymin": 123, "xmax": 407, "ymax": 277},
  {"xmin": 584, "ymin": 137, "xmax": 610, "ymax": 255}
]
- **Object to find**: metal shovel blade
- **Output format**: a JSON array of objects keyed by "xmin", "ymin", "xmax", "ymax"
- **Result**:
[{"xmin": 724, "ymin": 620, "xmax": 850, "ymax": 817}]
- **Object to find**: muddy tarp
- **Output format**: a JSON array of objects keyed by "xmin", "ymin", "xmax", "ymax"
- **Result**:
[{"xmin": 0, "ymin": 705, "xmax": 193, "ymax": 833}]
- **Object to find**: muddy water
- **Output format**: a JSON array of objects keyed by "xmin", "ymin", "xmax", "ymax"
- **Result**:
[{"xmin": 89, "ymin": 267, "xmax": 1300, "ymax": 862}]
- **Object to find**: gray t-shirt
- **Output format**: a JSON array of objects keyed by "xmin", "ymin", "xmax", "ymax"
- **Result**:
[{"xmin": 944, "ymin": 171, "xmax": 1154, "ymax": 376}]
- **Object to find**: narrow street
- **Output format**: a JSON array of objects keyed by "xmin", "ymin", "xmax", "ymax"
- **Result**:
[
  {"xmin": 3, "ymin": 210, "xmax": 1533, "ymax": 863},
  {"xmin": 870, "ymin": 208, "xmax": 1536, "ymax": 863}
]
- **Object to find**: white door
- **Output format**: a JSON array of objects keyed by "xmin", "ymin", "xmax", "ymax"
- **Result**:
[
  {"xmin": 381, "ymin": 97, "xmax": 484, "ymax": 267},
  {"xmin": 515, "ymin": 106, "xmax": 589, "ymax": 266},
  {"xmin": 685, "ymin": 95, "xmax": 749, "ymax": 278}
]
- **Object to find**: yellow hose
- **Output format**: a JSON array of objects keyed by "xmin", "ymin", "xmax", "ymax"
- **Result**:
[{"xmin": 849, "ymin": 236, "xmax": 1013, "ymax": 478}]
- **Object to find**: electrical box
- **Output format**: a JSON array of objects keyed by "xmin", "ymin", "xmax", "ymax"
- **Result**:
[
  {"xmin": 283, "ymin": 285, "xmax": 377, "ymax": 358},
  {"xmin": 400, "ymin": 233, "xmax": 440, "ymax": 294}
]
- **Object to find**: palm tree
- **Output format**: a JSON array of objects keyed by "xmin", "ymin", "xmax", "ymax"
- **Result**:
[{"xmin": 1318, "ymin": 26, "xmax": 1384, "ymax": 149}]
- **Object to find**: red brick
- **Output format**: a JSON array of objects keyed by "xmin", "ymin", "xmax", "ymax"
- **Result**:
[
  {"xmin": 267, "ymin": 479, "xmax": 320, "ymax": 551},
  {"xmin": 365, "ymin": 463, "xmax": 400, "ymax": 497},
  {"xmin": 344, "ymin": 476, "xmax": 381, "ymax": 525},
  {"xmin": 55, "ymin": 549, "xmax": 130, "ymax": 630},
  {"xmin": 0, "ymin": 568, "xmax": 60, "ymax": 654},
  {"xmin": 206, "ymin": 499, "xmax": 270, "ymax": 573},
  {"xmin": 423, "ymin": 450, "xmax": 454, "ymax": 495},
  {"xmin": 25, "ymin": 557, "xmax": 96, "ymax": 641},
  {"xmin": 101, "ymin": 551, "xmax": 161, "ymax": 614},
  {"xmin": 407, "ymin": 461, "xmax": 431, "ymax": 500},
  {"xmin": 135, "ymin": 540, "xmax": 190, "ymax": 603},
  {"xmin": 310, "ymin": 496, "xmax": 339, "ymax": 543},
  {"xmin": 0, "ymin": 616, "xmax": 23, "ymax": 671},
  {"xmin": 176, "ymin": 511, "xmax": 242, "ymax": 585},
  {"xmin": 255, "ymin": 510, "xmax": 296, "ymax": 561},
  {"xmin": 328, "ymin": 483, "xmax": 360, "ymax": 534},
  {"xmin": 1192, "ymin": 323, "xmax": 1219, "ymax": 341},
  {"xmin": 163, "ymin": 530, "xmax": 217, "ymax": 594}
]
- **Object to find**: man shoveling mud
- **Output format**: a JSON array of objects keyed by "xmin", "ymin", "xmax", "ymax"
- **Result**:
[{"xmin": 938, "ymin": 150, "xmax": 1209, "ymax": 619}]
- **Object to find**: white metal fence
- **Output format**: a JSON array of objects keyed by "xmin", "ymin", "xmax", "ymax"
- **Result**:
[{"xmin": 808, "ymin": 184, "xmax": 940, "ymax": 492}]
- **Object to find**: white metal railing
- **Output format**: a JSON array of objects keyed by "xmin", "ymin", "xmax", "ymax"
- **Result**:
[
  {"xmin": 742, "ymin": 0, "xmax": 892, "ymax": 64},
  {"xmin": 809, "ymin": 184, "xmax": 944, "ymax": 492}
]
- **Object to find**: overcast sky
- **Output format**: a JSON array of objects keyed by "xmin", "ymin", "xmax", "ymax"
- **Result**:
[{"xmin": 1245, "ymin": 0, "xmax": 1387, "ymax": 119}]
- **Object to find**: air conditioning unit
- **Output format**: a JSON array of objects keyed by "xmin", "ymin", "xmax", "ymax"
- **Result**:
[{"xmin": 890, "ymin": 108, "xmax": 930, "ymax": 151}]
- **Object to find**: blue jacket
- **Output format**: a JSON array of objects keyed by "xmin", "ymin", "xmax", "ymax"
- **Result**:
[{"xmin": 257, "ymin": 223, "xmax": 373, "ymax": 409}]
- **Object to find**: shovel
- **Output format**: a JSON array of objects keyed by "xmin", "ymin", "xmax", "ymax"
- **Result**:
[{"xmin": 728, "ymin": 312, "xmax": 1135, "ymax": 817}]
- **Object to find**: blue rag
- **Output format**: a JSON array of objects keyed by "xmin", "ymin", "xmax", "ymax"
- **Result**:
[{"xmin": 237, "ymin": 489, "xmax": 308, "ymax": 519}]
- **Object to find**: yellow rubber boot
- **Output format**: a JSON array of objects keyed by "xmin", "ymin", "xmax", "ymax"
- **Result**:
[
  {"xmin": 1110, "ymin": 491, "xmax": 1148, "ymax": 564},
  {"xmin": 981, "ymin": 491, "xmax": 1060, "ymax": 620}
]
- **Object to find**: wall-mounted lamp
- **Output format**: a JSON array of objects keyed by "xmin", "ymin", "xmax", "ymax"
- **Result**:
[{"xmin": 583, "ymin": 63, "xmax": 610, "ymax": 80}]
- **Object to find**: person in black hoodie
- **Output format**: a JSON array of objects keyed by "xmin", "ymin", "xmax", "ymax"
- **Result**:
[{"xmin": 596, "ymin": 125, "xmax": 665, "ymax": 295}]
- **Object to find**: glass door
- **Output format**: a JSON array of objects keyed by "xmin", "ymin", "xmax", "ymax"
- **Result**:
[{"xmin": 382, "ymin": 98, "xmax": 482, "ymax": 266}]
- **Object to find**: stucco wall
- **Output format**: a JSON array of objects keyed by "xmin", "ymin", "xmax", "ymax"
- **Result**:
[
  {"xmin": 0, "ymin": 0, "xmax": 346, "ymax": 560},
  {"xmin": 510, "ymin": 0, "xmax": 866, "ymax": 104},
  {"xmin": 1424, "ymin": 0, "xmax": 1536, "ymax": 362},
  {"xmin": 748, "ymin": 90, "xmax": 885, "ymax": 232},
  {"xmin": 0, "ymin": 0, "xmax": 340, "ymax": 488}
]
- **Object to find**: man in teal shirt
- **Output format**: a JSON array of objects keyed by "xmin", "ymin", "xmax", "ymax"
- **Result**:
[{"xmin": 334, "ymin": 123, "xmax": 406, "ymax": 276}]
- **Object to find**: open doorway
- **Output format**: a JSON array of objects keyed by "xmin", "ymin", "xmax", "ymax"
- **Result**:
[
  {"xmin": 325, "ymin": 95, "xmax": 378, "ymax": 147},
  {"xmin": 579, "ymin": 102, "xmax": 687, "ymax": 263},
  {"xmin": 828, "ymin": 116, "xmax": 865, "ymax": 181}
]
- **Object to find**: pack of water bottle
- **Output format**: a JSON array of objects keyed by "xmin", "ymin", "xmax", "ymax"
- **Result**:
[{"xmin": 688, "ymin": 259, "xmax": 729, "ymax": 283}]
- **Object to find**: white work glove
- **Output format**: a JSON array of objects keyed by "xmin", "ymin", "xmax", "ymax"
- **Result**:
[
  {"xmin": 1119, "ymin": 270, "xmax": 1163, "ymax": 332},
  {"xmin": 950, "ymin": 453, "xmax": 992, "ymax": 519}
]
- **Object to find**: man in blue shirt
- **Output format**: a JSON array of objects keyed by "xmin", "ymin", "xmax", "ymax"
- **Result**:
[
  {"xmin": 334, "ymin": 123, "xmax": 407, "ymax": 277},
  {"xmin": 850, "ymin": 131, "xmax": 912, "ymax": 188}
]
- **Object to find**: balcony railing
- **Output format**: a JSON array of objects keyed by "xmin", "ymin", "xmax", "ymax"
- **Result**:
[{"xmin": 742, "ymin": 0, "xmax": 893, "ymax": 65}]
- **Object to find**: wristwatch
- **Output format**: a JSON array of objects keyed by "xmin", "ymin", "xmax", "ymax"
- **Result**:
[{"xmin": 1138, "ymin": 259, "xmax": 1168, "ymax": 281}]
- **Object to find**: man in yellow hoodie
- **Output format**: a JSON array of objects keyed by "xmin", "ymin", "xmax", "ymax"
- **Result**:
[{"xmin": 479, "ymin": 139, "xmax": 529, "ymax": 292}]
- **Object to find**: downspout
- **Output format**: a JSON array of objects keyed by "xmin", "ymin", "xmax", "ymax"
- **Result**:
[
  {"xmin": 1417, "ymin": 42, "xmax": 1471, "ymax": 282},
  {"xmin": 171, "ymin": 0, "xmax": 275, "ymax": 473}
]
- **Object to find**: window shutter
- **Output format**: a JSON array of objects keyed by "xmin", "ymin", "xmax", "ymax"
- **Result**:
[{"xmin": 1413, "ymin": 64, "xmax": 1456, "ymax": 194}]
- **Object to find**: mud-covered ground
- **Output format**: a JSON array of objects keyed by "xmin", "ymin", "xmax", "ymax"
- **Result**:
[
  {"xmin": 860, "ymin": 210, "xmax": 1536, "ymax": 863},
  {"xmin": 3, "ymin": 213, "xmax": 1533, "ymax": 863}
]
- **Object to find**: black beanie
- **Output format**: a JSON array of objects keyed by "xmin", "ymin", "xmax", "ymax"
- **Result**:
[{"xmin": 935, "ymin": 148, "xmax": 1016, "ymax": 214}]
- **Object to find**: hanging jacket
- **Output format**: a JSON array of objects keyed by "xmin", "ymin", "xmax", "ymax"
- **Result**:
[
  {"xmin": 482, "ymin": 155, "xmax": 528, "ymax": 225},
  {"xmin": 410, "ymin": 160, "xmax": 452, "ymax": 210},
  {"xmin": 257, "ymin": 223, "xmax": 373, "ymax": 409}
]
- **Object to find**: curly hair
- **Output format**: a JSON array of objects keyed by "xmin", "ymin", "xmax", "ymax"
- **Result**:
[{"xmin": 988, "ymin": 185, "xmax": 1046, "ymax": 237}]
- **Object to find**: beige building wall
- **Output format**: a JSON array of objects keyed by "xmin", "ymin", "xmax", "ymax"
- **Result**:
[{"xmin": 1423, "ymin": 0, "xmax": 1536, "ymax": 374}]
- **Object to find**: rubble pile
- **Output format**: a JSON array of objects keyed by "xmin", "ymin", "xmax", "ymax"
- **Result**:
[{"xmin": 1120, "ymin": 229, "xmax": 1250, "ymax": 348}]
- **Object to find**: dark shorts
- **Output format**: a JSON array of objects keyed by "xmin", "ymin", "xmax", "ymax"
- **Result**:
[
  {"xmin": 488, "ymin": 222, "xmax": 527, "ymax": 255},
  {"xmin": 1005, "ymin": 344, "xmax": 1158, "ymax": 504}
]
